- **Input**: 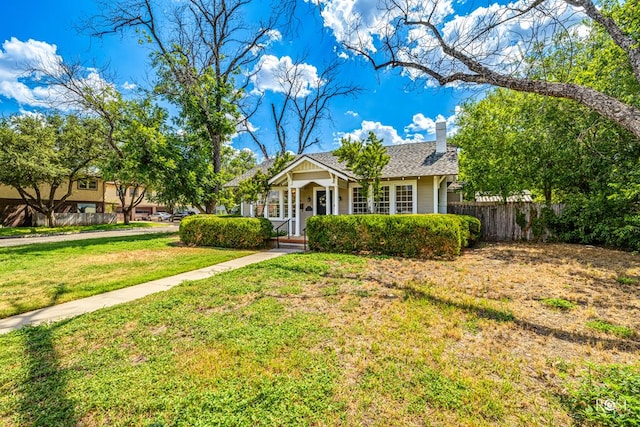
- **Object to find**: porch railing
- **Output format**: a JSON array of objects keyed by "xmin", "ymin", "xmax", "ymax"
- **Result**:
[
  {"xmin": 274, "ymin": 219, "xmax": 291, "ymax": 249},
  {"xmin": 303, "ymin": 227, "xmax": 307, "ymax": 252}
]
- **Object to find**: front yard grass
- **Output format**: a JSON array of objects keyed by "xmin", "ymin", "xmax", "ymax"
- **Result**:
[
  {"xmin": 0, "ymin": 221, "xmax": 165, "ymax": 238},
  {"xmin": 0, "ymin": 234, "xmax": 255, "ymax": 318},
  {"xmin": 0, "ymin": 243, "xmax": 638, "ymax": 426}
]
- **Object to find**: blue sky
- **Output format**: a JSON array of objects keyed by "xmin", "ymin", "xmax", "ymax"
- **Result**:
[{"xmin": 0, "ymin": 0, "xmax": 580, "ymax": 156}]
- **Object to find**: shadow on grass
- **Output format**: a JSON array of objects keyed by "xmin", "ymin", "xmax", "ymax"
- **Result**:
[
  {"xmin": 364, "ymin": 275, "xmax": 640, "ymax": 353},
  {"xmin": 422, "ymin": 288, "xmax": 639, "ymax": 351},
  {"xmin": 0, "ymin": 232, "xmax": 176, "ymax": 256},
  {"xmin": 18, "ymin": 322, "xmax": 77, "ymax": 426}
]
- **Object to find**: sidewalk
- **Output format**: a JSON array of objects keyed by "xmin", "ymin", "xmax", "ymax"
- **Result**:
[{"xmin": 0, "ymin": 248, "xmax": 301, "ymax": 335}]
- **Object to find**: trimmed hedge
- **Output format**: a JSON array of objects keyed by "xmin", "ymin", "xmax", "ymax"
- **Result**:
[
  {"xmin": 180, "ymin": 214, "xmax": 273, "ymax": 249},
  {"xmin": 307, "ymin": 214, "xmax": 480, "ymax": 259},
  {"xmin": 448, "ymin": 214, "xmax": 482, "ymax": 247}
]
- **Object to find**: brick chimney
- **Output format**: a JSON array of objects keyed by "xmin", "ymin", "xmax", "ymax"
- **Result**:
[{"xmin": 436, "ymin": 120, "xmax": 446, "ymax": 154}]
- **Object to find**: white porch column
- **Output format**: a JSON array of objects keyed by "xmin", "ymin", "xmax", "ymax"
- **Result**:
[
  {"xmin": 439, "ymin": 179, "xmax": 448, "ymax": 214},
  {"xmin": 249, "ymin": 202, "xmax": 254, "ymax": 217},
  {"xmin": 287, "ymin": 187, "xmax": 293, "ymax": 235},
  {"xmin": 295, "ymin": 187, "xmax": 301, "ymax": 236},
  {"xmin": 333, "ymin": 185, "xmax": 339, "ymax": 215},
  {"xmin": 325, "ymin": 186, "xmax": 331, "ymax": 215},
  {"xmin": 433, "ymin": 176, "xmax": 439, "ymax": 214}
]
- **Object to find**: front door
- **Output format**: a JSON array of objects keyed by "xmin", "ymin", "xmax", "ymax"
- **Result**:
[{"xmin": 316, "ymin": 190, "xmax": 332, "ymax": 215}]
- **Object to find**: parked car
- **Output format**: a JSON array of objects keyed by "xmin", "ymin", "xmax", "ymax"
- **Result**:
[
  {"xmin": 149, "ymin": 212, "xmax": 171, "ymax": 221},
  {"xmin": 170, "ymin": 211, "xmax": 196, "ymax": 221}
]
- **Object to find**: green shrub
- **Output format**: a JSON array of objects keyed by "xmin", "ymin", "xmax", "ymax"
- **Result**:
[
  {"xmin": 180, "ymin": 215, "xmax": 273, "ymax": 249},
  {"xmin": 307, "ymin": 214, "xmax": 471, "ymax": 259},
  {"xmin": 448, "ymin": 214, "xmax": 481, "ymax": 247}
]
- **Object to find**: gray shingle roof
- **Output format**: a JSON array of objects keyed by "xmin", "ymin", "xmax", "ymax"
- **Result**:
[{"xmin": 225, "ymin": 141, "xmax": 458, "ymax": 186}]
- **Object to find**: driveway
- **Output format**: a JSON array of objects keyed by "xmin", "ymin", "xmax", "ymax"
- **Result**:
[{"xmin": 0, "ymin": 225, "xmax": 180, "ymax": 247}]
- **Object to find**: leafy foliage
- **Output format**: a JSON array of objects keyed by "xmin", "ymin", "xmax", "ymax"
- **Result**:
[
  {"xmin": 235, "ymin": 152, "xmax": 295, "ymax": 216},
  {"xmin": 0, "ymin": 114, "xmax": 105, "ymax": 227},
  {"xmin": 100, "ymin": 97, "xmax": 170, "ymax": 224},
  {"xmin": 153, "ymin": 134, "xmax": 257, "ymax": 214},
  {"xmin": 307, "ymin": 214, "xmax": 478, "ymax": 259},
  {"xmin": 179, "ymin": 214, "xmax": 273, "ymax": 249},
  {"xmin": 333, "ymin": 132, "xmax": 390, "ymax": 213}
]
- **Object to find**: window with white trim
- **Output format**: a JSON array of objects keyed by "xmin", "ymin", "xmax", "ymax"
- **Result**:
[
  {"xmin": 376, "ymin": 186, "xmax": 390, "ymax": 214},
  {"xmin": 352, "ymin": 187, "xmax": 368, "ymax": 214},
  {"xmin": 395, "ymin": 184, "xmax": 413, "ymax": 213},
  {"xmin": 266, "ymin": 190, "xmax": 280, "ymax": 218}
]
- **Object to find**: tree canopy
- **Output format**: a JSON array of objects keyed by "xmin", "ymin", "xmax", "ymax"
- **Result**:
[{"xmin": 0, "ymin": 114, "xmax": 105, "ymax": 226}]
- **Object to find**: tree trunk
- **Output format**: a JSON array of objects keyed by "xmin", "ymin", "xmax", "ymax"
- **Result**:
[
  {"xmin": 122, "ymin": 207, "xmax": 131, "ymax": 225},
  {"xmin": 46, "ymin": 210, "xmax": 56, "ymax": 228}
]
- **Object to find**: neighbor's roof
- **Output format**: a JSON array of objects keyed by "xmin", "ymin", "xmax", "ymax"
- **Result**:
[
  {"xmin": 475, "ymin": 190, "xmax": 533, "ymax": 203},
  {"xmin": 225, "ymin": 141, "xmax": 458, "ymax": 187}
]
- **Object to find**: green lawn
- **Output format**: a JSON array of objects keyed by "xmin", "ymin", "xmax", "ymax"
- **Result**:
[
  {"xmin": 0, "ymin": 222, "xmax": 166, "ymax": 238},
  {"xmin": 0, "ymin": 245, "xmax": 637, "ymax": 426},
  {"xmin": 0, "ymin": 234, "xmax": 254, "ymax": 318}
]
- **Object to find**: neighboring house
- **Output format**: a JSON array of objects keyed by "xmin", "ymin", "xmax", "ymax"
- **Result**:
[
  {"xmin": 473, "ymin": 190, "xmax": 533, "ymax": 204},
  {"xmin": 102, "ymin": 182, "xmax": 167, "ymax": 221},
  {"xmin": 226, "ymin": 122, "xmax": 459, "ymax": 236},
  {"xmin": 0, "ymin": 178, "xmax": 107, "ymax": 227},
  {"xmin": 0, "ymin": 179, "xmax": 166, "ymax": 226}
]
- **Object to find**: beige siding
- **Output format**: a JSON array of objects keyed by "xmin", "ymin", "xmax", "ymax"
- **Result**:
[
  {"xmin": 0, "ymin": 181, "xmax": 104, "ymax": 202},
  {"xmin": 416, "ymin": 177, "xmax": 435, "ymax": 214},
  {"xmin": 292, "ymin": 171, "xmax": 331, "ymax": 181},
  {"xmin": 338, "ymin": 187, "xmax": 349, "ymax": 214}
]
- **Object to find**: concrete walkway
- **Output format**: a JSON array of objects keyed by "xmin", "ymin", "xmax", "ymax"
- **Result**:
[
  {"xmin": 0, "ymin": 248, "xmax": 300, "ymax": 335},
  {"xmin": 0, "ymin": 225, "xmax": 180, "ymax": 247}
]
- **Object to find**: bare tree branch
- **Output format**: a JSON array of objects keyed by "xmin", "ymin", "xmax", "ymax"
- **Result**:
[{"xmin": 342, "ymin": 0, "xmax": 640, "ymax": 140}]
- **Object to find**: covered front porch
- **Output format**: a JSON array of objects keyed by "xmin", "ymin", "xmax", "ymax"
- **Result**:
[{"xmin": 267, "ymin": 157, "xmax": 351, "ymax": 236}]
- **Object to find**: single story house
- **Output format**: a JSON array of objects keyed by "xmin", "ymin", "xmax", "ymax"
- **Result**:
[{"xmin": 227, "ymin": 122, "xmax": 459, "ymax": 236}]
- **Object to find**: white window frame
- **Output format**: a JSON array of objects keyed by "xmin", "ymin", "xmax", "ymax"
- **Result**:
[
  {"xmin": 262, "ymin": 187, "xmax": 289, "ymax": 220},
  {"xmin": 348, "ymin": 180, "xmax": 418, "ymax": 214}
]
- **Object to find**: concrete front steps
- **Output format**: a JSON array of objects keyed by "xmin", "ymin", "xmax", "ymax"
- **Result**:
[{"xmin": 271, "ymin": 237, "xmax": 308, "ymax": 251}]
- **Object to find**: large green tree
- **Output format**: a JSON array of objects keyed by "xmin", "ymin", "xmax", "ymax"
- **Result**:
[
  {"xmin": 91, "ymin": 0, "xmax": 295, "ymax": 212},
  {"xmin": 454, "ymin": 89, "xmax": 597, "ymax": 203},
  {"xmin": 0, "ymin": 114, "xmax": 105, "ymax": 227},
  {"xmin": 101, "ymin": 98, "xmax": 170, "ymax": 224},
  {"xmin": 154, "ymin": 133, "xmax": 258, "ymax": 214},
  {"xmin": 333, "ymin": 132, "xmax": 390, "ymax": 213}
]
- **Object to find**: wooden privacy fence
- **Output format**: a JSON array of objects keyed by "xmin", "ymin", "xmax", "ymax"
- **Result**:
[
  {"xmin": 34, "ymin": 213, "xmax": 118, "ymax": 227},
  {"xmin": 448, "ymin": 203, "xmax": 564, "ymax": 241}
]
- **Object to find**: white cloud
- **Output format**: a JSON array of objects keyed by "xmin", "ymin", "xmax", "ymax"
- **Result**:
[
  {"xmin": 250, "ymin": 55, "xmax": 322, "ymax": 97},
  {"xmin": 316, "ymin": 0, "xmax": 587, "ymax": 85},
  {"xmin": 345, "ymin": 110, "xmax": 359, "ymax": 117},
  {"xmin": 0, "ymin": 37, "xmax": 63, "ymax": 107},
  {"xmin": 337, "ymin": 120, "xmax": 413, "ymax": 145},
  {"xmin": 404, "ymin": 108, "xmax": 460, "ymax": 138},
  {"xmin": 122, "ymin": 81, "xmax": 137, "ymax": 90},
  {"xmin": 0, "ymin": 37, "xmax": 112, "ymax": 110},
  {"xmin": 266, "ymin": 29, "xmax": 282, "ymax": 43},
  {"xmin": 250, "ymin": 28, "xmax": 283, "ymax": 54}
]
